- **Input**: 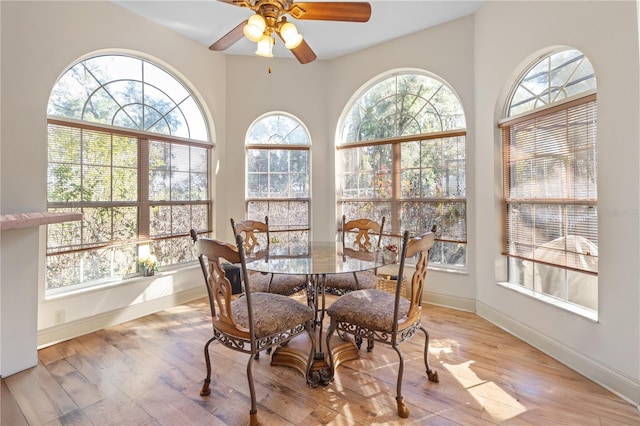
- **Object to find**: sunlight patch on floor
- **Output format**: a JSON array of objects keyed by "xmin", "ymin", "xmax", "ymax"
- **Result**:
[{"xmin": 444, "ymin": 360, "xmax": 527, "ymax": 422}]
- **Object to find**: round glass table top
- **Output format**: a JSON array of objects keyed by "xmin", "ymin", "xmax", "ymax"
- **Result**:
[{"xmin": 244, "ymin": 241, "xmax": 387, "ymax": 276}]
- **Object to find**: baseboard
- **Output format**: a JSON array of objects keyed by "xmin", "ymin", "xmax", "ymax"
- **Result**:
[
  {"xmin": 37, "ymin": 286, "xmax": 208, "ymax": 349},
  {"xmin": 476, "ymin": 300, "xmax": 640, "ymax": 410},
  {"xmin": 423, "ymin": 291, "xmax": 476, "ymax": 313}
]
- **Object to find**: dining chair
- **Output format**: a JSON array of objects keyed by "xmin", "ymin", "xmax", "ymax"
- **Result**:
[
  {"xmin": 231, "ymin": 216, "xmax": 308, "ymax": 296},
  {"xmin": 325, "ymin": 229, "xmax": 439, "ymax": 419},
  {"xmin": 324, "ymin": 215, "xmax": 386, "ymax": 295},
  {"xmin": 193, "ymin": 232, "xmax": 316, "ymax": 426}
]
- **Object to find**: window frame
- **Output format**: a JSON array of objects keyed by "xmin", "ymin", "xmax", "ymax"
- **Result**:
[
  {"xmin": 337, "ymin": 71, "xmax": 468, "ymax": 269},
  {"xmin": 244, "ymin": 113, "xmax": 311, "ymax": 241},
  {"xmin": 46, "ymin": 54, "xmax": 211, "ymax": 294},
  {"xmin": 499, "ymin": 48, "xmax": 598, "ymax": 313}
]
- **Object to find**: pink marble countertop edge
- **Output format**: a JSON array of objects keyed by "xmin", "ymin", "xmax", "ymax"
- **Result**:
[{"xmin": 0, "ymin": 212, "xmax": 82, "ymax": 231}]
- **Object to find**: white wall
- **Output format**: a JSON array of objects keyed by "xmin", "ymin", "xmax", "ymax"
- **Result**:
[
  {"xmin": 222, "ymin": 56, "xmax": 331, "ymax": 242},
  {"xmin": 474, "ymin": 1, "xmax": 640, "ymax": 406},
  {"xmin": 1, "ymin": 0, "xmax": 638, "ymax": 409}
]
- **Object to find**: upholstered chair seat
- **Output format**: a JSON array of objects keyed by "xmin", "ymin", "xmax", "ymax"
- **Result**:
[
  {"xmin": 232, "ymin": 292, "xmax": 314, "ymax": 337},
  {"xmin": 247, "ymin": 272, "xmax": 307, "ymax": 296},
  {"xmin": 324, "ymin": 271, "xmax": 378, "ymax": 292},
  {"xmin": 327, "ymin": 289, "xmax": 410, "ymax": 332}
]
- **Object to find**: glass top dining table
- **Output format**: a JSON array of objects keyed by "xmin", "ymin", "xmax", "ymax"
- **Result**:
[
  {"xmin": 244, "ymin": 240, "xmax": 390, "ymax": 386},
  {"xmin": 244, "ymin": 240, "xmax": 387, "ymax": 276}
]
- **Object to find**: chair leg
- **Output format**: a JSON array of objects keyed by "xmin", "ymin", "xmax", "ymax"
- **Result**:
[
  {"xmin": 200, "ymin": 336, "xmax": 216, "ymax": 396},
  {"xmin": 246, "ymin": 352, "xmax": 259, "ymax": 426},
  {"xmin": 420, "ymin": 326, "xmax": 439, "ymax": 382},
  {"xmin": 392, "ymin": 345, "xmax": 409, "ymax": 418},
  {"xmin": 354, "ymin": 335, "xmax": 363, "ymax": 349},
  {"xmin": 354, "ymin": 336, "xmax": 375, "ymax": 351}
]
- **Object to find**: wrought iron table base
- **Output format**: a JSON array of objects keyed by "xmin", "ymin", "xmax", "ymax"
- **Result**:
[{"xmin": 270, "ymin": 273, "xmax": 360, "ymax": 387}]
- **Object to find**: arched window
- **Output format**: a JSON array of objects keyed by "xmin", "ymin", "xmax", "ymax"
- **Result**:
[
  {"xmin": 338, "ymin": 71, "xmax": 467, "ymax": 267},
  {"xmin": 500, "ymin": 48, "xmax": 598, "ymax": 312},
  {"xmin": 245, "ymin": 113, "xmax": 310, "ymax": 244},
  {"xmin": 46, "ymin": 54, "xmax": 211, "ymax": 292}
]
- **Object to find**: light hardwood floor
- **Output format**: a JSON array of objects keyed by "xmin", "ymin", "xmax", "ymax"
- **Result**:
[{"xmin": 3, "ymin": 296, "xmax": 639, "ymax": 425}]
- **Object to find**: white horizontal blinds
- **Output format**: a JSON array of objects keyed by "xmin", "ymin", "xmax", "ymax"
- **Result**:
[
  {"xmin": 47, "ymin": 123, "xmax": 139, "ymax": 204},
  {"xmin": 502, "ymin": 97, "xmax": 597, "ymax": 274},
  {"xmin": 47, "ymin": 123, "xmax": 139, "ymax": 255},
  {"xmin": 148, "ymin": 139, "xmax": 211, "ymax": 239}
]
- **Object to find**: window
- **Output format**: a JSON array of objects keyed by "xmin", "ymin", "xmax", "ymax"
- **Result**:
[
  {"xmin": 337, "ymin": 71, "xmax": 467, "ymax": 267},
  {"xmin": 46, "ymin": 54, "xmax": 211, "ymax": 292},
  {"xmin": 245, "ymin": 113, "xmax": 310, "ymax": 244},
  {"xmin": 500, "ymin": 49, "xmax": 598, "ymax": 312}
]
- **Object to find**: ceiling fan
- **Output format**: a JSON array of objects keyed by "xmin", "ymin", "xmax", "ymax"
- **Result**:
[{"xmin": 210, "ymin": 0, "xmax": 372, "ymax": 64}]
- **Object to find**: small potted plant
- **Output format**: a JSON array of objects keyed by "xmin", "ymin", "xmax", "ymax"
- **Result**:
[
  {"xmin": 383, "ymin": 243, "xmax": 398, "ymax": 263},
  {"xmin": 140, "ymin": 254, "xmax": 159, "ymax": 276}
]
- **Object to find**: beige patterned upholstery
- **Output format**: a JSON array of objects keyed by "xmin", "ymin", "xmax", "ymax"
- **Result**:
[
  {"xmin": 246, "ymin": 272, "xmax": 307, "ymax": 296},
  {"xmin": 326, "ymin": 229, "xmax": 438, "ymax": 419},
  {"xmin": 231, "ymin": 216, "xmax": 307, "ymax": 296},
  {"xmin": 326, "ymin": 289, "xmax": 410, "ymax": 331},
  {"xmin": 232, "ymin": 292, "xmax": 315, "ymax": 338},
  {"xmin": 193, "ymin": 231, "xmax": 316, "ymax": 426},
  {"xmin": 324, "ymin": 270, "xmax": 378, "ymax": 292}
]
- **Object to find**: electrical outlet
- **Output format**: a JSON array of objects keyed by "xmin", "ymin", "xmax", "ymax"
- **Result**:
[{"xmin": 54, "ymin": 309, "xmax": 65, "ymax": 325}]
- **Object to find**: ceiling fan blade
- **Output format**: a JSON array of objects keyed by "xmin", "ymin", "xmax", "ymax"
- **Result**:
[
  {"xmin": 209, "ymin": 20, "xmax": 247, "ymax": 51},
  {"xmin": 288, "ymin": 2, "xmax": 371, "ymax": 22},
  {"xmin": 290, "ymin": 39, "xmax": 317, "ymax": 64},
  {"xmin": 275, "ymin": 29, "xmax": 317, "ymax": 64}
]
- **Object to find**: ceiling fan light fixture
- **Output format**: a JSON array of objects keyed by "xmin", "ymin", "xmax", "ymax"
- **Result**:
[
  {"xmin": 255, "ymin": 34, "xmax": 274, "ymax": 57},
  {"xmin": 210, "ymin": 0, "xmax": 372, "ymax": 64},
  {"xmin": 280, "ymin": 22, "xmax": 303, "ymax": 49},
  {"xmin": 243, "ymin": 14, "xmax": 266, "ymax": 43}
]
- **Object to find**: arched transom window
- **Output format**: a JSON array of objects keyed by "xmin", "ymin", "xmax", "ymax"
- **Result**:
[
  {"xmin": 338, "ymin": 71, "xmax": 467, "ymax": 268},
  {"xmin": 46, "ymin": 54, "xmax": 211, "ymax": 293}
]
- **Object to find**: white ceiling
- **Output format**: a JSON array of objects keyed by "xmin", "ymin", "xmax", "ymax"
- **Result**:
[{"xmin": 112, "ymin": 0, "xmax": 485, "ymax": 61}]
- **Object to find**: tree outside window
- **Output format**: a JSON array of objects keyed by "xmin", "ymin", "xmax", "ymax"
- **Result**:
[{"xmin": 338, "ymin": 71, "xmax": 467, "ymax": 267}]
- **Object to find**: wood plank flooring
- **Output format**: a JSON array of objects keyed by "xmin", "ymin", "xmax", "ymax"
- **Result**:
[{"xmin": 3, "ymin": 296, "xmax": 639, "ymax": 425}]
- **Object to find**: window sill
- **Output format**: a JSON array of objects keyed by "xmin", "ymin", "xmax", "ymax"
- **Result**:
[
  {"xmin": 45, "ymin": 263, "xmax": 199, "ymax": 300},
  {"xmin": 377, "ymin": 263, "xmax": 467, "ymax": 276},
  {"xmin": 497, "ymin": 281, "xmax": 598, "ymax": 322},
  {"xmin": 429, "ymin": 264, "xmax": 468, "ymax": 275}
]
